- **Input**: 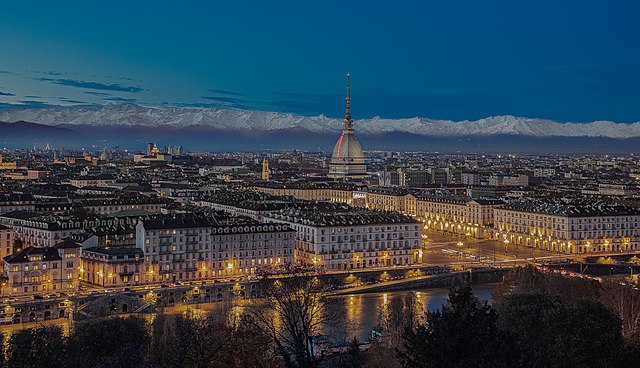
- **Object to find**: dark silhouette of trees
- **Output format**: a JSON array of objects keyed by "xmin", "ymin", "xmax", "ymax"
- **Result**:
[
  {"xmin": 341, "ymin": 337, "xmax": 365, "ymax": 368},
  {"xmin": 6, "ymin": 325, "xmax": 66, "ymax": 368},
  {"xmin": 1, "ymin": 268, "xmax": 637, "ymax": 368},
  {"xmin": 495, "ymin": 291, "xmax": 623, "ymax": 368},
  {"xmin": 246, "ymin": 277, "xmax": 340, "ymax": 368},
  {"xmin": 66, "ymin": 316, "xmax": 148, "ymax": 368},
  {"xmin": 400, "ymin": 282, "xmax": 501, "ymax": 368},
  {"xmin": 600, "ymin": 280, "xmax": 640, "ymax": 346},
  {"xmin": 147, "ymin": 311, "xmax": 231, "ymax": 368}
]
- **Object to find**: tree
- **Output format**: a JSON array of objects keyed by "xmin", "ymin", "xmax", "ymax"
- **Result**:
[
  {"xmin": 494, "ymin": 265, "xmax": 601, "ymax": 303},
  {"xmin": 366, "ymin": 292, "xmax": 423, "ymax": 368},
  {"xmin": 341, "ymin": 337, "xmax": 365, "ymax": 368},
  {"xmin": 364, "ymin": 337, "xmax": 402, "ymax": 368},
  {"xmin": 400, "ymin": 282, "xmax": 500, "ymax": 368},
  {"xmin": 6, "ymin": 325, "xmax": 66, "ymax": 368},
  {"xmin": 495, "ymin": 291, "xmax": 623, "ymax": 368},
  {"xmin": 222, "ymin": 314, "xmax": 283, "ymax": 368},
  {"xmin": 147, "ymin": 312, "xmax": 230, "ymax": 368},
  {"xmin": 246, "ymin": 277, "xmax": 340, "ymax": 368},
  {"xmin": 67, "ymin": 316, "xmax": 148, "ymax": 368},
  {"xmin": 600, "ymin": 280, "xmax": 640, "ymax": 347},
  {"xmin": 0, "ymin": 331, "xmax": 5, "ymax": 368}
]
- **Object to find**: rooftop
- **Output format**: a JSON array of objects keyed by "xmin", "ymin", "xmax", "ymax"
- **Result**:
[
  {"xmin": 501, "ymin": 197, "xmax": 640, "ymax": 217},
  {"xmin": 269, "ymin": 203, "xmax": 418, "ymax": 227}
]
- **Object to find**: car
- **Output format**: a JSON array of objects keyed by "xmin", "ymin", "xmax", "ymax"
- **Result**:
[
  {"xmin": 89, "ymin": 290, "xmax": 100, "ymax": 295},
  {"xmin": 160, "ymin": 284, "xmax": 169, "ymax": 288},
  {"xmin": 122, "ymin": 287, "xmax": 132, "ymax": 292},
  {"xmin": 32, "ymin": 294, "xmax": 44, "ymax": 300},
  {"xmin": 2, "ymin": 297, "xmax": 17, "ymax": 303},
  {"xmin": 44, "ymin": 292, "xmax": 60, "ymax": 299},
  {"xmin": 79, "ymin": 285, "xmax": 88, "ymax": 291}
]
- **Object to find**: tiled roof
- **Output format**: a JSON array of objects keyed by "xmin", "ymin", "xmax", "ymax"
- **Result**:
[{"xmin": 501, "ymin": 198, "xmax": 640, "ymax": 217}]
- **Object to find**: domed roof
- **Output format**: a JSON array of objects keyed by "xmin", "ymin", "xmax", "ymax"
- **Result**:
[
  {"xmin": 328, "ymin": 73, "xmax": 367, "ymax": 178},
  {"xmin": 332, "ymin": 130, "xmax": 364, "ymax": 160}
]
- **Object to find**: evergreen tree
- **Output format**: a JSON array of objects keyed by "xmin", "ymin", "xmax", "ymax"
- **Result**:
[
  {"xmin": 6, "ymin": 325, "xmax": 66, "ymax": 368},
  {"xmin": 341, "ymin": 337, "xmax": 365, "ymax": 368},
  {"xmin": 400, "ymin": 282, "xmax": 501, "ymax": 368},
  {"xmin": 66, "ymin": 316, "xmax": 148, "ymax": 368},
  {"xmin": 495, "ymin": 291, "xmax": 623, "ymax": 368}
]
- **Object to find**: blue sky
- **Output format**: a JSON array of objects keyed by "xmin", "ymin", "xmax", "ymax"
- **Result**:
[{"xmin": 0, "ymin": 0, "xmax": 638, "ymax": 122}]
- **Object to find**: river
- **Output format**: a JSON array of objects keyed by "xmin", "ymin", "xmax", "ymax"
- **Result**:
[
  {"xmin": 0, "ymin": 283, "xmax": 498, "ymax": 342},
  {"xmin": 328, "ymin": 283, "xmax": 497, "ymax": 342}
]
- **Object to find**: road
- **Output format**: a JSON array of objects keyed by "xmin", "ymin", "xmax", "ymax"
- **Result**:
[{"xmin": 421, "ymin": 231, "xmax": 561, "ymax": 266}]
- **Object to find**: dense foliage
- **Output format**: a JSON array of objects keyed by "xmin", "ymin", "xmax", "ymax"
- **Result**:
[{"xmin": 0, "ymin": 267, "xmax": 638, "ymax": 368}]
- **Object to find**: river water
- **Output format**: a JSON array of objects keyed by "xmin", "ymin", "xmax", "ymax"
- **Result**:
[
  {"xmin": 329, "ymin": 283, "xmax": 497, "ymax": 342},
  {"xmin": 0, "ymin": 283, "xmax": 498, "ymax": 342}
]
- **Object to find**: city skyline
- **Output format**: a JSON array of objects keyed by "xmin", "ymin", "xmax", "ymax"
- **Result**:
[{"xmin": 0, "ymin": 1, "xmax": 639, "ymax": 122}]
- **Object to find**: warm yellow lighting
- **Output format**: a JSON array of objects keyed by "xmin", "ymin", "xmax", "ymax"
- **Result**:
[{"xmin": 227, "ymin": 263, "xmax": 233, "ymax": 269}]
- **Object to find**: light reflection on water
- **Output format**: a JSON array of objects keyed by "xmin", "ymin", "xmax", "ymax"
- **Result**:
[
  {"xmin": 330, "ymin": 283, "xmax": 497, "ymax": 342},
  {"xmin": 0, "ymin": 284, "xmax": 497, "ymax": 343}
]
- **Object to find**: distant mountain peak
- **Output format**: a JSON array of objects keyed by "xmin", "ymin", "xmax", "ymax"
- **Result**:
[{"xmin": 0, "ymin": 103, "xmax": 638, "ymax": 139}]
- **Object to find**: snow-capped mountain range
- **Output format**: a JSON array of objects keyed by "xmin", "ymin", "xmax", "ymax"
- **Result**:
[{"xmin": 1, "ymin": 103, "xmax": 639, "ymax": 139}]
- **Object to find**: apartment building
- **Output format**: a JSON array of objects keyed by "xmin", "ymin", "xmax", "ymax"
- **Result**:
[
  {"xmin": 136, "ymin": 214, "xmax": 295, "ymax": 283},
  {"xmin": 494, "ymin": 198, "xmax": 640, "ymax": 254},
  {"xmin": 3, "ymin": 234, "xmax": 90, "ymax": 295},
  {"xmin": 365, "ymin": 188, "xmax": 504, "ymax": 238},
  {"xmin": 265, "ymin": 203, "xmax": 421, "ymax": 270}
]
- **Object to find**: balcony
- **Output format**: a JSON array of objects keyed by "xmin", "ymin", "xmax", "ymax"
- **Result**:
[{"xmin": 119, "ymin": 270, "xmax": 134, "ymax": 276}]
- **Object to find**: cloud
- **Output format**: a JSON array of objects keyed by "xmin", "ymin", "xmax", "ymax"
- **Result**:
[
  {"xmin": 207, "ymin": 89, "xmax": 244, "ymax": 96},
  {"xmin": 0, "ymin": 70, "xmax": 11, "ymax": 74},
  {"xmin": 16, "ymin": 100, "xmax": 59, "ymax": 108},
  {"xmin": 39, "ymin": 77, "xmax": 146, "ymax": 93},
  {"xmin": 59, "ymin": 97, "xmax": 87, "ymax": 104},
  {"xmin": 104, "ymin": 96, "xmax": 137, "ymax": 103},
  {"xmin": 83, "ymin": 91, "xmax": 112, "ymax": 96},
  {"xmin": 174, "ymin": 102, "xmax": 251, "ymax": 110},
  {"xmin": 0, "ymin": 91, "xmax": 15, "ymax": 96},
  {"xmin": 201, "ymin": 95, "xmax": 245, "ymax": 104},
  {"xmin": 24, "ymin": 95, "xmax": 42, "ymax": 98}
]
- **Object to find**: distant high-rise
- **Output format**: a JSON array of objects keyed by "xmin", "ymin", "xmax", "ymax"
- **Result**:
[
  {"xmin": 262, "ymin": 155, "xmax": 270, "ymax": 181},
  {"xmin": 328, "ymin": 73, "xmax": 367, "ymax": 179},
  {"xmin": 165, "ymin": 145, "xmax": 184, "ymax": 156}
]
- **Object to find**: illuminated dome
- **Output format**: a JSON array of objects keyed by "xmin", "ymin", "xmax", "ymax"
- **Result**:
[{"xmin": 328, "ymin": 73, "xmax": 367, "ymax": 179}]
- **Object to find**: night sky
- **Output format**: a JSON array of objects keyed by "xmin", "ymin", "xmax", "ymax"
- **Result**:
[{"xmin": 0, "ymin": 0, "xmax": 638, "ymax": 122}]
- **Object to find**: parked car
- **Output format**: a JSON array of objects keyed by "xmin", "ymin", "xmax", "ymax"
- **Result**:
[
  {"xmin": 32, "ymin": 294, "xmax": 44, "ymax": 300},
  {"xmin": 2, "ymin": 297, "xmax": 17, "ymax": 303}
]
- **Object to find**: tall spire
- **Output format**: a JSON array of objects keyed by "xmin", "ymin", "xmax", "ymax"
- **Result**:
[{"xmin": 344, "ymin": 72, "xmax": 353, "ymax": 130}]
